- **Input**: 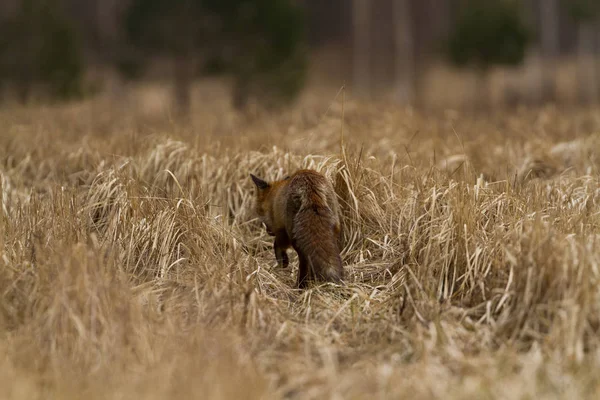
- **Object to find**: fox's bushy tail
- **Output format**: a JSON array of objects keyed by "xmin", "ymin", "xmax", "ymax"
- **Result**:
[{"xmin": 293, "ymin": 206, "xmax": 343, "ymax": 284}]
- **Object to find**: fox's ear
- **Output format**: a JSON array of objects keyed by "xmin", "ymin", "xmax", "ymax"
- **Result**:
[{"xmin": 250, "ymin": 174, "xmax": 269, "ymax": 190}]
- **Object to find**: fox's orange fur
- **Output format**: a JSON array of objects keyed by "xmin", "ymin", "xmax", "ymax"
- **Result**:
[{"xmin": 250, "ymin": 169, "xmax": 344, "ymax": 288}]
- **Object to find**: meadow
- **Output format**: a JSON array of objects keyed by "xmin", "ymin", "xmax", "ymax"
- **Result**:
[{"xmin": 2, "ymin": 80, "xmax": 600, "ymax": 399}]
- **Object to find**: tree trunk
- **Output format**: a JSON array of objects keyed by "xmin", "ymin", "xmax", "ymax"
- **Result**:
[
  {"xmin": 96, "ymin": 0, "xmax": 119, "ymax": 42},
  {"xmin": 539, "ymin": 0, "xmax": 559, "ymax": 103},
  {"xmin": 392, "ymin": 0, "xmax": 415, "ymax": 105},
  {"xmin": 577, "ymin": 22, "xmax": 598, "ymax": 104},
  {"xmin": 16, "ymin": 80, "xmax": 31, "ymax": 105},
  {"xmin": 597, "ymin": 20, "xmax": 600, "ymax": 103},
  {"xmin": 232, "ymin": 74, "xmax": 251, "ymax": 111},
  {"xmin": 352, "ymin": 0, "xmax": 371, "ymax": 98},
  {"xmin": 473, "ymin": 67, "xmax": 491, "ymax": 112},
  {"xmin": 173, "ymin": 54, "xmax": 193, "ymax": 119}
]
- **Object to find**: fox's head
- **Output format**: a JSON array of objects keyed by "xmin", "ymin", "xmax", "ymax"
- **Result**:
[{"xmin": 250, "ymin": 174, "xmax": 274, "ymax": 235}]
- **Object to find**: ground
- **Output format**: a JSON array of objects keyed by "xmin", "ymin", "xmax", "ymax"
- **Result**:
[{"xmin": 1, "ymin": 81, "xmax": 600, "ymax": 399}]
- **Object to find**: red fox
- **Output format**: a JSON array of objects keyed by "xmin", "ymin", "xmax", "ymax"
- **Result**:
[{"xmin": 250, "ymin": 169, "xmax": 344, "ymax": 288}]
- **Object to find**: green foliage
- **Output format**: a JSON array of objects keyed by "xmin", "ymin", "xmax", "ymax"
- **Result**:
[
  {"xmin": 226, "ymin": 0, "xmax": 307, "ymax": 106},
  {"xmin": 123, "ymin": 0, "xmax": 307, "ymax": 108},
  {"xmin": 0, "ymin": 0, "xmax": 85, "ymax": 101},
  {"xmin": 125, "ymin": 0, "xmax": 208, "ymax": 55},
  {"xmin": 447, "ymin": 0, "xmax": 531, "ymax": 70},
  {"xmin": 38, "ymin": 13, "xmax": 85, "ymax": 99},
  {"xmin": 563, "ymin": 0, "xmax": 600, "ymax": 22}
]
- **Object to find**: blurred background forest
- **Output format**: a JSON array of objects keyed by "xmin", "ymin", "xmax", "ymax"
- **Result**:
[{"xmin": 1, "ymin": 0, "xmax": 600, "ymax": 115}]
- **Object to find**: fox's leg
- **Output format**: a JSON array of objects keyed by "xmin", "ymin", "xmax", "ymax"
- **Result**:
[
  {"xmin": 275, "ymin": 246, "xmax": 289, "ymax": 268},
  {"xmin": 296, "ymin": 252, "xmax": 309, "ymax": 289},
  {"xmin": 274, "ymin": 232, "xmax": 290, "ymax": 268},
  {"xmin": 334, "ymin": 221, "xmax": 343, "ymax": 250}
]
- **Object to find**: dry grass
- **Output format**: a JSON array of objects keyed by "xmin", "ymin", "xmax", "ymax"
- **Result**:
[{"xmin": 2, "ymin": 83, "xmax": 600, "ymax": 399}]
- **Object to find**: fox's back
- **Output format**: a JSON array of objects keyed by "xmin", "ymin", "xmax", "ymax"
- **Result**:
[{"xmin": 277, "ymin": 170, "xmax": 339, "ymax": 233}]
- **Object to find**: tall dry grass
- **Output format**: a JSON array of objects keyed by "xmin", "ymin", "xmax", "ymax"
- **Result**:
[{"xmin": 2, "ymin": 84, "xmax": 600, "ymax": 399}]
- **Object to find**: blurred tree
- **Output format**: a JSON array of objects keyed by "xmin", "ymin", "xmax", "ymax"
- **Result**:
[
  {"xmin": 539, "ymin": 0, "xmax": 560, "ymax": 102},
  {"xmin": 446, "ymin": 0, "xmax": 531, "ymax": 107},
  {"xmin": 123, "ymin": 0, "xmax": 307, "ymax": 116},
  {"xmin": 352, "ymin": 0, "xmax": 371, "ymax": 98},
  {"xmin": 0, "ymin": 0, "xmax": 84, "ymax": 102},
  {"xmin": 564, "ymin": 0, "xmax": 600, "ymax": 22},
  {"xmin": 392, "ymin": 0, "xmax": 414, "ymax": 104},
  {"xmin": 563, "ymin": 0, "xmax": 599, "ymax": 103}
]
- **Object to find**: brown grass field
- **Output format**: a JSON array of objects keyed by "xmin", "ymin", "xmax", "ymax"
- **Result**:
[{"xmin": 2, "ymin": 80, "xmax": 600, "ymax": 399}]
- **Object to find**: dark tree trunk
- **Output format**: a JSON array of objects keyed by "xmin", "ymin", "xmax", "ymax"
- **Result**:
[
  {"xmin": 539, "ymin": 0, "xmax": 559, "ymax": 103},
  {"xmin": 578, "ymin": 22, "xmax": 598, "ymax": 104},
  {"xmin": 352, "ymin": 0, "xmax": 371, "ymax": 98},
  {"xmin": 232, "ymin": 77, "xmax": 250, "ymax": 111},
  {"xmin": 473, "ymin": 67, "xmax": 491, "ymax": 112},
  {"xmin": 16, "ymin": 80, "xmax": 31, "ymax": 104},
  {"xmin": 393, "ymin": 0, "xmax": 414, "ymax": 105},
  {"xmin": 173, "ymin": 53, "xmax": 193, "ymax": 119}
]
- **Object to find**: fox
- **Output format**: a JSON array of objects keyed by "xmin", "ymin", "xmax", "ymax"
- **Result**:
[{"xmin": 250, "ymin": 169, "xmax": 344, "ymax": 289}]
